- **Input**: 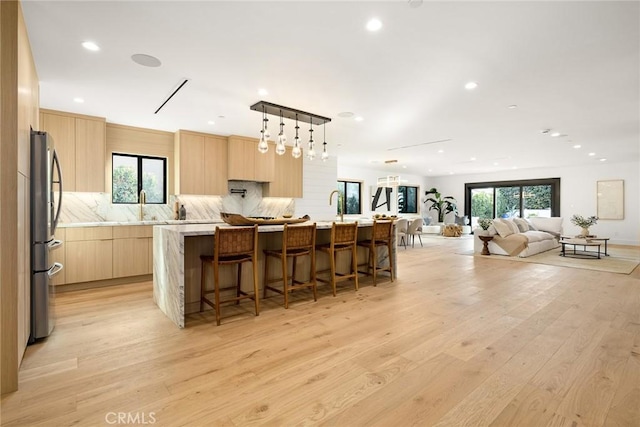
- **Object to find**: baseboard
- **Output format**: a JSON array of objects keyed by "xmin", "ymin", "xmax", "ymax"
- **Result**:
[{"xmin": 56, "ymin": 275, "xmax": 152, "ymax": 292}]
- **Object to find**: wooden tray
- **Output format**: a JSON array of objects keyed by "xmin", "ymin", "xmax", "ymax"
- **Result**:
[{"xmin": 220, "ymin": 212, "xmax": 310, "ymax": 226}]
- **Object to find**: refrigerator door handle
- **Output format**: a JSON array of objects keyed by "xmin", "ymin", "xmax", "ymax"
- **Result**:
[
  {"xmin": 48, "ymin": 239, "xmax": 63, "ymax": 251},
  {"xmin": 51, "ymin": 149, "xmax": 63, "ymax": 234},
  {"xmin": 47, "ymin": 262, "xmax": 63, "ymax": 278}
]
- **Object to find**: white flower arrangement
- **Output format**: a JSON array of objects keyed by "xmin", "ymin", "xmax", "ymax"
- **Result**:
[
  {"xmin": 570, "ymin": 214, "xmax": 598, "ymax": 228},
  {"xmin": 478, "ymin": 218, "xmax": 493, "ymax": 230}
]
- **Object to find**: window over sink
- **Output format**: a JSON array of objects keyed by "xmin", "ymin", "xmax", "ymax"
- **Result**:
[{"xmin": 112, "ymin": 153, "xmax": 167, "ymax": 204}]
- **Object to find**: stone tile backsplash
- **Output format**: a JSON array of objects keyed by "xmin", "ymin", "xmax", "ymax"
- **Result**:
[{"xmin": 58, "ymin": 181, "xmax": 294, "ymax": 224}]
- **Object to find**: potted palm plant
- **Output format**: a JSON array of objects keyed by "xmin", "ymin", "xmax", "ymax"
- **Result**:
[{"xmin": 424, "ymin": 188, "xmax": 458, "ymax": 223}]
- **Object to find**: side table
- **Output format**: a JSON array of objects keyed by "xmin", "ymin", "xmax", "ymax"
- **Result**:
[{"xmin": 478, "ymin": 235, "xmax": 493, "ymax": 255}]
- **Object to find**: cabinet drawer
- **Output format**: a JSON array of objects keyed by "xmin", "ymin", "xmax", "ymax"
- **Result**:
[
  {"xmin": 65, "ymin": 226, "xmax": 113, "ymax": 241},
  {"xmin": 113, "ymin": 225, "xmax": 153, "ymax": 239}
]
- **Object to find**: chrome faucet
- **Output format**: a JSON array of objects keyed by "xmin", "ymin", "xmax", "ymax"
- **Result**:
[
  {"xmin": 329, "ymin": 190, "xmax": 344, "ymax": 222},
  {"xmin": 139, "ymin": 189, "xmax": 146, "ymax": 221}
]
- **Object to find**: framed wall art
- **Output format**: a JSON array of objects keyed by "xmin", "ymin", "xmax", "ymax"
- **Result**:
[{"xmin": 596, "ymin": 180, "xmax": 624, "ymax": 219}]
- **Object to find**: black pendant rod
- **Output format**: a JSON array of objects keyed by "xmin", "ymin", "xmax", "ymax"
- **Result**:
[{"xmin": 250, "ymin": 100, "xmax": 331, "ymax": 126}]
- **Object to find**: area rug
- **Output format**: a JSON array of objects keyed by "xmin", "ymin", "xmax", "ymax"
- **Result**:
[{"xmin": 470, "ymin": 246, "xmax": 640, "ymax": 275}]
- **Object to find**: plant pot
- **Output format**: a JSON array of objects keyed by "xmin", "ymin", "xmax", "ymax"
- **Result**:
[
  {"xmin": 476, "ymin": 229, "xmax": 489, "ymax": 236},
  {"xmin": 580, "ymin": 227, "xmax": 589, "ymax": 237}
]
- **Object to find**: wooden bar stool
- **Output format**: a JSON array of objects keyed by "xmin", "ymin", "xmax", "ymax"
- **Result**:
[
  {"xmin": 200, "ymin": 225, "xmax": 259, "ymax": 325},
  {"xmin": 357, "ymin": 219, "xmax": 395, "ymax": 286},
  {"xmin": 263, "ymin": 223, "xmax": 317, "ymax": 309},
  {"xmin": 316, "ymin": 222, "xmax": 359, "ymax": 296}
]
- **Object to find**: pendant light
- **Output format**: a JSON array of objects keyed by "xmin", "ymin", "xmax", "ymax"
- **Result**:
[
  {"xmin": 276, "ymin": 110, "xmax": 286, "ymax": 156},
  {"xmin": 321, "ymin": 123, "xmax": 329, "ymax": 161},
  {"xmin": 307, "ymin": 121, "xmax": 316, "ymax": 160},
  {"xmin": 292, "ymin": 114, "xmax": 302, "ymax": 159},
  {"xmin": 258, "ymin": 106, "xmax": 269, "ymax": 153}
]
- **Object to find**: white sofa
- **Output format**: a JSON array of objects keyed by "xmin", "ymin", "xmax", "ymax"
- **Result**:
[{"xmin": 473, "ymin": 217, "xmax": 562, "ymax": 257}]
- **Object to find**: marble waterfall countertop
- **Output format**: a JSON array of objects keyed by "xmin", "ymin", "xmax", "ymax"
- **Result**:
[
  {"xmin": 58, "ymin": 219, "xmax": 226, "ymax": 228},
  {"xmin": 153, "ymin": 218, "xmax": 388, "ymax": 328}
]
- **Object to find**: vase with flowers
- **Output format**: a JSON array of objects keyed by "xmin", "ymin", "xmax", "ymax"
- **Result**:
[{"xmin": 570, "ymin": 214, "xmax": 598, "ymax": 237}]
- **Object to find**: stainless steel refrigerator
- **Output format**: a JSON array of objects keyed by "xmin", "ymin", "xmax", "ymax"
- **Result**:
[{"xmin": 30, "ymin": 129, "xmax": 63, "ymax": 343}]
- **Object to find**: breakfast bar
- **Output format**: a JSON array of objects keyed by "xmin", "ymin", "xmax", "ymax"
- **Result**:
[{"xmin": 153, "ymin": 220, "xmax": 396, "ymax": 327}]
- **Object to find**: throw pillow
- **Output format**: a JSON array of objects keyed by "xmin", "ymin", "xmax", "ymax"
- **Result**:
[
  {"xmin": 503, "ymin": 219, "xmax": 520, "ymax": 234},
  {"xmin": 529, "ymin": 217, "xmax": 563, "ymax": 234},
  {"xmin": 513, "ymin": 218, "xmax": 529, "ymax": 232},
  {"xmin": 492, "ymin": 219, "xmax": 513, "ymax": 238},
  {"xmin": 526, "ymin": 219, "xmax": 538, "ymax": 231}
]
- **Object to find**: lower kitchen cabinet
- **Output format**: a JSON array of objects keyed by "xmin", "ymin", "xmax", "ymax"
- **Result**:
[
  {"xmin": 113, "ymin": 238, "xmax": 149, "ymax": 278},
  {"xmin": 112, "ymin": 225, "xmax": 153, "ymax": 277},
  {"xmin": 65, "ymin": 240, "xmax": 113, "ymax": 283},
  {"xmin": 61, "ymin": 225, "xmax": 153, "ymax": 285}
]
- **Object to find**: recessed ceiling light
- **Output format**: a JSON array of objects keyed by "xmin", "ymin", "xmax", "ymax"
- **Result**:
[
  {"xmin": 449, "ymin": 172, "xmax": 454, "ymax": 175},
  {"xmin": 207, "ymin": 121, "xmax": 215, "ymax": 125},
  {"xmin": 131, "ymin": 53, "xmax": 161, "ymax": 67},
  {"xmin": 81, "ymin": 41, "xmax": 100, "ymax": 51},
  {"xmin": 540, "ymin": 129, "xmax": 551, "ymax": 134},
  {"xmin": 428, "ymin": 169, "xmax": 432, "ymax": 172},
  {"xmin": 588, "ymin": 152, "xmax": 596, "ymax": 156},
  {"xmin": 464, "ymin": 81, "xmax": 478, "ymax": 90},
  {"xmin": 402, "ymin": 165, "xmax": 407, "ymax": 169},
  {"xmin": 73, "ymin": 97, "xmax": 84, "ymax": 103},
  {"xmin": 258, "ymin": 88, "xmax": 268, "ymax": 96},
  {"xmin": 507, "ymin": 104, "xmax": 518, "ymax": 109},
  {"xmin": 438, "ymin": 149, "xmax": 444, "ymax": 153},
  {"xmin": 354, "ymin": 116, "xmax": 364, "ymax": 122},
  {"xmin": 573, "ymin": 144, "xmax": 581, "ymax": 149},
  {"xmin": 512, "ymin": 166, "xmax": 518, "ymax": 169},
  {"xmin": 366, "ymin": 18, "xmax": 382, "ymax": 32},
  {"xmin": 493, "ymin": 162, "xmax": 499, "ymax": 166},
  {"xmin": 599, "ymin": 158, "xmax": 607, "ymax": 162},
  {"xmin": 550, "ymin": 132, "xmax": 561, "ymax": 137},
  {"xmin": 218, "ymin": 115, "xmax": 225, "ymax": 119},
  {"xmin": 470, "ymin": 157, "xmax": 476, "ymax": 161},
  {"xmin": 338, "ymin": 112, "xmax": 354, "ymax": 118}
]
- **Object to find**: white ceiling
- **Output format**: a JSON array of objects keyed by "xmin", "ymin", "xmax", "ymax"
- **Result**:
[{"xmin": 22, "ymin": 1, "xmax": 639, "ymax": 177}]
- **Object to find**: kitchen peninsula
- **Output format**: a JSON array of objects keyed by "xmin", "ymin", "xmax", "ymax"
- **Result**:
[{"xmin": 153, "ymin": 220, "xmax": 396, "ymax": 327}]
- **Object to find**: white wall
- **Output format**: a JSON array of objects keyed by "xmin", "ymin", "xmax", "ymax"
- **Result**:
[
  {"xmin": 337, "ymin": 164, "xmax": 429, "ymax": 219},
  {"xmin": 295, "ymin": 155, "xmax": 338, "ymax": 220},
  {"xmin": 428, "ymin": 161, "xmax": 640, "ymax": 245}
]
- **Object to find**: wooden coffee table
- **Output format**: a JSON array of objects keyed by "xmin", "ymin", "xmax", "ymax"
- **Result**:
[
  {"xmin": 560, "ymin": 238, "xmax": 602, "ymax": 259},
  {"xmin": 560, "ymin": 236, "xmax": 610, "ymax": 256}
]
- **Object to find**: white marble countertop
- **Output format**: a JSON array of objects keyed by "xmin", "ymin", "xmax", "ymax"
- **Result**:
[
  {"xmin": 58, "ymin": 219, "xmax": 225, "ymax": 228},
  {"xmin": 154, "ymin": 219, "xmax": 377, "ymax": 236}
]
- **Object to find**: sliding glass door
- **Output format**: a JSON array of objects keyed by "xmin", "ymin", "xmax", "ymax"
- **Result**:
[{"xmin": 465, "ymin": 178, "xmax": 560, "ymax": 226}]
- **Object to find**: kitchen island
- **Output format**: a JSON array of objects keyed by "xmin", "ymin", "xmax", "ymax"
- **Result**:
[{"xmin": 153, "ymin": 220, "xmax": 396, "ymax": 327}]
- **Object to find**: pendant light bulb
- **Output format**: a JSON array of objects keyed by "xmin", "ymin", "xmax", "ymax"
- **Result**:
[
  {"xmin": 307, "ymin": 121, "xmax": 315, "ymax": 160},
  {"xmin": 322, "ymin": 142, "xmax": 329, "ymax": 161},
  {"xmin": 292, "ymin": 139, "xmax": 302, "ymax": 158},
  {"xmin": 276, "ymin": 138, "xmax": 286, "ymax": 156},
  {"xmin": 321, "ymin": 123, "xmax": 329, "ymax": 161},
  {"xmin": 258, "ymin": 134, "xmax": 269, "ymax": 154}
]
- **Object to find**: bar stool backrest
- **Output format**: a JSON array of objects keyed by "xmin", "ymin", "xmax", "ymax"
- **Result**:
[
  {"xmin": 284, "ymin": 223, "xmax": 316, "ymax": 251},
  {"xmin": 332, "ymin": 222, "xmax": 358, "ymax": 247},
  {"xmin": 214, "ymin": 225, "xmax": 258, "ymax": 260},
  {"xmin": 373, "ymin": 219, "xmax": 394, "ymax": 241}
]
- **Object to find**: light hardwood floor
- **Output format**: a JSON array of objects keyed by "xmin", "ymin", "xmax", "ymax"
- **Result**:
[{"xmin": 1, "ymin": 237, "xmax": 639, "ymax": 426}]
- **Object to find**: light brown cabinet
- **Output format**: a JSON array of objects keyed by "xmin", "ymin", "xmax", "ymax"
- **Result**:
[
  {"xmin": 60, "ymin": 225, "xmax": 154, "ymax": 285},
  {"xmin": 39, "ymin": 109, "xmax": 106, "ymax": 192},
  {"xmin": 227, "ymin": 135, "xmax": 274, "ymax": 182},
  {"xmin": 65, "ymin": 226, "xmax": 113, "ymax": 283},
  {"xmin": 263, "ymin": 146, "xmax": 303, "ymax": 197},
  {"xmin": 174, "ymin": 130, "xmax": 228, "ymax": 195},
  {"xmin": 112, "ymin": 226, "xmax": 153, "ymax": 278}
]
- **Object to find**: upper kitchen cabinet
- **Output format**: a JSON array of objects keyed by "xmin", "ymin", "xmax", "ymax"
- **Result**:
[
  {"xmin": 40, "ymin": 109, "xmax": 106, "ymax": 192},
  {"xmin": 263, "ymin": 146, "xmax": 303, "ymax": 198},
  {"xmin": 174, "ymin": 130, "xmax": 227, "ymax": 195},
  {"xmin": 228, "ymin": 135, "xmax": 274, "ymax": 182}
]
